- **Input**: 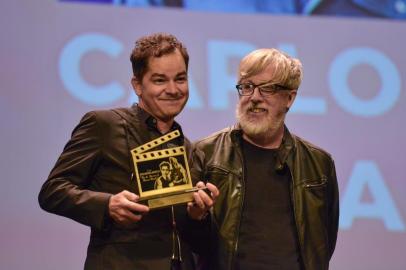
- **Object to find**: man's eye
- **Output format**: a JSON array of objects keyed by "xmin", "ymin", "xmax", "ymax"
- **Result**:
[
  {"xmin": 260, "ymin": 86, "xmax": 275, "ymax": 92},
  {"xmin": 153, "ymin": 79, "xmax": 166, "ymax": 84},
  {"xmin": 176, "ymin": 77, "xmax": 187, "ymax": 83}
]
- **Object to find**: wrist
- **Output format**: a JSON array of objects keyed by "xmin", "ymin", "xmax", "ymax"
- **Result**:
[{"xmin": 189, "ymin": 210, "xmax": 209, "ymax": 221}]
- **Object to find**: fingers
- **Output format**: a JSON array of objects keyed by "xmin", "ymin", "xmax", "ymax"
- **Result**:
[
  {"xmin": 187, "ymin": 201, "xmax": 194, "ymax": 208},
  {"xmin": 108, "ymin": 190, "xmax": 149, "ymax": 227},
  {"xmin": 113, "ymin": 206, "xmax": 144, "ymax": 226},
  {"xmin": 206, "ymin": 182, "xmax": 219, "ymax": 199},
  {"xmin": 197, "ymin": 189, "xmax": 214, "ymax": 208},
  {"xmin": 192, "ymin": 181, "xmax": 212, "ymax": 208},
  {"xmin": 194, "ymin": 181, "xmax": 219, "ymax": 205},
  {"xmin": 121, "ymin": 190, "xmax": 138, "ymax": 201},
  {"xmin": 117, "ymin": 190, "xmax": 149, "ymax": 213},
  {"xmin": 124, "ymin": 210, "xmax": 144, "ymax": 223},
  {"xmin": 187, "ymin": 197, "xmax": 207, "ymax": 221},
  {"xmin": 192, "ymin": 191, "xmax": 206, "ymax": 209},
  {"xmin": 121, "ymin": 191, "xmax": 149, "ymax": 214},
  {"xmin": 126, "ymin": 200, "xmax": 149, "ymax": 214},
  {"xmin": 187, "ymin": 181, "xmax": 220, "ymax": 221},
  {"xmin": 121, "ymin": 191, "xmax": 146, "ymax": 209}
]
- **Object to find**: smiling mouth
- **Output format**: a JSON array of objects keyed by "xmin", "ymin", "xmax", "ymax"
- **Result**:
[
  {"xmin": 160, "ymin": 98, "xmax": 182, "ymax": 102},
  {"xmin": 248, "ymin": 107, "xmax": 267, "ymax": 113}
]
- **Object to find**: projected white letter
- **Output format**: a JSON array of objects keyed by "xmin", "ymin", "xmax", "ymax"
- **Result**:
[
  {"xmin": 186, "ymin": 74, "xmax": 203, "ymax": 109},
  {"xmin": 278, "ymin": 43, "xmax": 326, "ymax": 115},
  {"xmin": 340, "ymin": 160, "xmax": 405, "ymax": 232},
  {"xmin": 329, "ymin": 47, "xmax": 401, "ymax": 117},
  {"xmin": 208, "ymin": 40, "xmax": 255, "ymax": 110},
  {"xmin": 59, "ymin": 33, "xmax": 124, "ymax": 106}
]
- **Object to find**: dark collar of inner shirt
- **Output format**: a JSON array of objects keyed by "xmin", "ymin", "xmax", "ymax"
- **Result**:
[{"xmin": 132, "ymin": 103, "xmax": 185, "ymax": 145}]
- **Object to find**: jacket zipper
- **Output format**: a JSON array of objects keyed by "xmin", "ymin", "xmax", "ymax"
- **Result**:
[
  {"xmin": 230, "ymin": 147, "xmax": 245, "ymax": 270},
  {"xmin": 289, "ymin": 167, "xmax": 306, "ymax": 270},
  {"xmin": 303, "ymin": 177, "xmax": 327, "ymax": 188}
]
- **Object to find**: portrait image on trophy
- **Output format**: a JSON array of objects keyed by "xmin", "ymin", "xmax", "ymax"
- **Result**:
[
  {"xmin": 154, "ymin": 157, "xmax": 188, "ymax": 189},
  {"xmin": 132, "ymin": 146, "xmax": 193, "ymax": 198}
]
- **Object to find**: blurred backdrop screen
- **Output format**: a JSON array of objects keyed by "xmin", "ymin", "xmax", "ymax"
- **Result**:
[{"xmin": 1, "ymin": 0, "xmax": 405, "ymax": 269}]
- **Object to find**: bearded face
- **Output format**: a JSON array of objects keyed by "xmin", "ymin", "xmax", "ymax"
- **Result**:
[
  {"xmin": 235, "ymin": 65, "xmax": 295, "ymax": 141},
  {"xmin": 236, "ymin": 96, "xmax": 286, "ymax": 139}
]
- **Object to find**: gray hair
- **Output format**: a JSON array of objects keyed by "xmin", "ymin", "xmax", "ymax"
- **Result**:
[{"xmin": 238, "ymin": 48, "xmax": 303, "ymax": 90}]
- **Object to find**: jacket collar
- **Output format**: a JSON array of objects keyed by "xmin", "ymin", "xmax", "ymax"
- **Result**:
[
  {"xmin": 129, "ymin": 103, "xmax": 184, "ymax": 145},
  {"xmin": 278, "ymin": 126, "xmax": 295, "ymax": 170},
  {"xmin": 130, "ymin": 103, "xmax": 184, "ymax": 135},
  {"xmin": 230, "ymin": 123, "xmax": 295, "ymax": 169},
  {"xmin": 114, "ymin": 104, "xmax": 185, "ymax": 149}
]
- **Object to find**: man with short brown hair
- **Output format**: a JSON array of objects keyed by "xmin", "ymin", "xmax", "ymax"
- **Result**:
[{"xmin": 39, "ymin": 33, "xmax": 218, "ymax": 270}]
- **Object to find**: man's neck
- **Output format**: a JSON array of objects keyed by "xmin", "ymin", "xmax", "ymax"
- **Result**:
[
  {"xmin": 156, "ymin": 120, "xmax": 173, "ymax": 134},
  {"xmin": 242, "ymin": 125, "xmax": 284, "ymax": 149},
  {"xmin": 138, "ymin": 103, "xmax": 174, "ymax": 134}
]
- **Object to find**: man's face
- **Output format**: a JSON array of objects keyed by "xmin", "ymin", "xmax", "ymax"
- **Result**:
[
  {"xmin": 161, "ymin": 165, "xmax": 170, "ymax": 178},
  {"xmin": 132, "ymin": 49, "xmax": 188, "ymax": 122},
  {"xmin": 236, "ymin": 64, "xmax": 296, "ymax": 138}
]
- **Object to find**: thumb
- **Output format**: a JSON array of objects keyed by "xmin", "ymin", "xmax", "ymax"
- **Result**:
[{"xmin": 196, "ymin": 181, "xmax": 206, "ymax": 188}]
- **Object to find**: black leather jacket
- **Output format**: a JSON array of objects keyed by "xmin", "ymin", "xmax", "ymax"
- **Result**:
[{"xmin": 191, "ymin": 125, "xmax": 339, "ymax": 270}]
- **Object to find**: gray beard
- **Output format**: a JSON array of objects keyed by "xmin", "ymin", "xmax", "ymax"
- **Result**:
[{"xmin": 236, "ymin": 103, "xmax": 285, "ymax": 140}]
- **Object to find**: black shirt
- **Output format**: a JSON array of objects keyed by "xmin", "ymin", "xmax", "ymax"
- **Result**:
[{"xmin": 236, "ymin": 139, "xmax": 302, "ymax": 270}]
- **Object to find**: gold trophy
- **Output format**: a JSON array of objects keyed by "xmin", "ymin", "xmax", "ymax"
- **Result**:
[{"xmin": 131, "ymin": 130, "xmax": 198, "ymax": 209}]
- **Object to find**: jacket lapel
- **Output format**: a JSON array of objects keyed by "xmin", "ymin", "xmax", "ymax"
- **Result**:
[{"xmin": 112, "ymin": 106, "xmax": 154, "ymax": 151}]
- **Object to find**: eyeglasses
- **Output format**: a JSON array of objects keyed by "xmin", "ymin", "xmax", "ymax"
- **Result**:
[{"xmin": 235, "ymin": 81, "xmax": 290, "ymax": 96}]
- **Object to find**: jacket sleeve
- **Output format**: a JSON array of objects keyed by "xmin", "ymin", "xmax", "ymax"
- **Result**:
[
  {"xmin": 190, "ymin": 145, "xmax": 206, "ymax": 185},
  {"xmin": 38, "ymin": 112, "xmax": 112, "ymax": 231},
  {"xmin": 177, "ymin": 144, "xmax": 212, "ymax": 256},
  {"xmin": 328, "ymin": 159, "xmax": 339, "ymax": 259}
]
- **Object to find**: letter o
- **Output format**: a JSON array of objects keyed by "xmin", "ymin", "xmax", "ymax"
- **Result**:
[{"xmin": 329, "ymin": 47, "xmax": 400, "ymax": 117}]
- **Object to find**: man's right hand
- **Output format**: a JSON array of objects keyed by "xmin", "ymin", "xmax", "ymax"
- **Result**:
[{"xmin": 108, "ymin": 190, "xmax": 149, "ymax": 228}]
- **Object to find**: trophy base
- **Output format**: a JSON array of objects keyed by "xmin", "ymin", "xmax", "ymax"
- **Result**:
[
  {"xmin": 139, "ymin": 187, "xmax": 208, "ymax": 210},
  {"xmin": 139, "ymin": 190, "xmax": 193, "ymax": 210}
]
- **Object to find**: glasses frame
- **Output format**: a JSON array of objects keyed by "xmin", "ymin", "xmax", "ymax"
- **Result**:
[{"xmin": 235, "ymin": 81, "xmax": 291, "ymax": 96}]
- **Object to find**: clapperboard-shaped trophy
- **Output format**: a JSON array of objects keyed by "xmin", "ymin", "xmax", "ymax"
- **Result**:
[{"xmin": 131, "ymin": 130, "xmax": 198, "ymax": 209}]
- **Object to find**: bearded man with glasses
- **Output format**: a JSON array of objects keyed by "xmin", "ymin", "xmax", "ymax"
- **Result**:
[{"xmin": 190, "ymin": 48, "xmax": 339, "ymax": 270}]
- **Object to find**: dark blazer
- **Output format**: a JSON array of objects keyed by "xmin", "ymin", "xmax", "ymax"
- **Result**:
[{"xmin": 38, "ymin": 105, "xmax": 195, "ymax": 270}]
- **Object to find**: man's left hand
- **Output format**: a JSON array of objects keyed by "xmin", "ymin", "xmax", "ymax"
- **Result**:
[{"xmin": 187, "ymin": 181, "xmax": 219, "ymax": 220}]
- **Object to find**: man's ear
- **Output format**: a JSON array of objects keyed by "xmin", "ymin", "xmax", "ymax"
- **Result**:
[
  {"xmin": 286, "ymin": 90, "xmax": 297, "ymax": 111},
  {"xmin": 131, "ymin": 76, "xmax": 142, "ymax": 96}
]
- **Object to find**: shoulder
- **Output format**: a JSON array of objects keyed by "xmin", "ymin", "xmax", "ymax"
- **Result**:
[
  {"xmin": 70, "ymin": 108, "xmax": 131, "ymax": 139},
  {"xmin": 193, "ymin": 126, "xmax": 235, "ymax": 149},
  {"xmin": 83, "ymin": 107, "xmax": 131, "ymax": 120},
  {"xmin": 80, "ymin": 107, "xmax": 131, "ymax": 126},
  {"xmin": 292, "ymin": 134, "xmax": 334, "ymax": 162}
]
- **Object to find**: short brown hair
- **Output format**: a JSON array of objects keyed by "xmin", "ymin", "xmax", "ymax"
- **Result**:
[{"xmin": 130, "ymin": 33, "xmax": 189, "ymax": 81}]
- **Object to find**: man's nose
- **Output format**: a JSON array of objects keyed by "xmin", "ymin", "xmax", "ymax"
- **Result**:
[
  {"xmin": 250, "ymin": 87, "xmax": 263, "ymax": 101},
  {"xmin": 166, "ymin": 80, "xmax": 179, "ymax": 94}
]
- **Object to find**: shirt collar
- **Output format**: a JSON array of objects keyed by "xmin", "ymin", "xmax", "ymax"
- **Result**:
[{"xmin": 131, "ymin": 103, "xmax": 185, "ymax": 143}]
